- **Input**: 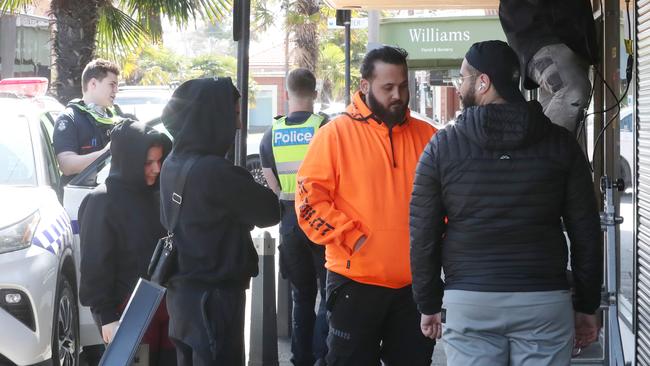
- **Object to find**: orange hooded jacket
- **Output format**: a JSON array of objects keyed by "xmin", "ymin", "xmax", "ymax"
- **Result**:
[{"xmin": 295, "ymin": 91, "xmax": 437, "ymax": 289}]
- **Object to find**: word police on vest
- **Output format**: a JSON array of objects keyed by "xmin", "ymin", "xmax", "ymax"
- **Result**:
[{"xmin": 274, "ymin": 127, "xmax": 315, "ymax": 147}]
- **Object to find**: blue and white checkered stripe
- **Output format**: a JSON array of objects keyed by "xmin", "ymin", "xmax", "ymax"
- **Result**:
[{"xmin": 32, "ymin": 213, "xmax": 72, "ymax": 255}]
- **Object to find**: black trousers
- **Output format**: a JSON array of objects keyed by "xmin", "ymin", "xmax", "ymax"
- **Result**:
[
  {"xmin": 325, "ymin": 280, "xmax": 435, "ymax": 366},
  {"xmin": 166, "ymin": 285, "xmax": 246, "ymax": 366},
  {"xmin": 278, "ymin": 225, "xmax": 328, "ymax": 366}
]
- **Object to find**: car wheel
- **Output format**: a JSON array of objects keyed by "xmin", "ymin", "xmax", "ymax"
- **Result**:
[
  {"xmin": 52, "ymin": 276, "xmax": 79, "ymax": 366},
  {"xmin": 247, "ymin": 155, "xmax": 268, "ymax": 187}
]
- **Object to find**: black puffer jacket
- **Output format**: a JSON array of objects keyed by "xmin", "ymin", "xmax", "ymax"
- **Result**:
[
  {"xmin": 160, "ymin": 78, "xmax": 280, "ymax": 289},
  {"xmin": 409, "ymin": 101, "xmax": 602, "ymax": 315},
  {"xmin": 79, "ymin": 121, "xmax": 171, "ymax": 325}
]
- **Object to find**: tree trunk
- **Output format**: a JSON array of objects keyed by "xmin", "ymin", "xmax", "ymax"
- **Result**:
[
  {"xmin": 293, "ymin": 0, "xmax": 319, "ymax": 72},
  {"xmin": 50, "ymin": 0, "xmax": 100, "ymax": 104}
]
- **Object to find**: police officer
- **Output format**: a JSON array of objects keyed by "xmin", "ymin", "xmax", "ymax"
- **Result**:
[
  {"xmin": 53, "ymin": 59, "xmax": 127, "ymax": 185},
  {"xmin": 260, "ymin": 68, "xmax": 328, "ymax": 366}
]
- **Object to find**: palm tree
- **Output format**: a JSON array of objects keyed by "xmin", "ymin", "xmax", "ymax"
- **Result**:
[
  {"xmin": 286, "ymin": 0, "xmax": 320, "ymax": 72},
  {"xmin": 1, "ymin": 0, "xmax": 230, "ymax": 103},
  {"xmin": 318, "ymin": 42, "xmax": 345, "ymax": 104}
]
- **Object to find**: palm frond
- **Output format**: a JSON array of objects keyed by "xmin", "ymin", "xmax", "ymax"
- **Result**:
[
  {"xmin": 252, "ymin": 0, "xmax": 276, "ymax": 33},
  {"xmin": 119, "ymin": 0, "xmax": 232, "ymax": 29},
  {"xmin": 96, "ymin": 5, "xmax": 148, "ymax": 61},
  {"xmin": 0, "ymin": 0, "xmax": 33, "ymax": 14}
]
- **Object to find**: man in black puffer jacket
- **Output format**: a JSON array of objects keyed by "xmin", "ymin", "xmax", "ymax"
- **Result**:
[
  {"xmin": 79, "ymin": 120, "xmax": 175, "ymax": 364},
  {"xmin": 410, "ymin": 40, "xmax": 602, "ymax": 365}
]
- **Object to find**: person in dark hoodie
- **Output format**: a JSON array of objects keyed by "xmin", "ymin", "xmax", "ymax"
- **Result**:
[
  {"xmin": 410, "ymin": 41, "xmax": 602, "ymax": 365},
  {"xmin": 79, "ymin": 120, "xmax": 175, "ymax": 364},
  {"xmin": 159, "ymin": 77, "xmax": 280, "ymax": 366}
]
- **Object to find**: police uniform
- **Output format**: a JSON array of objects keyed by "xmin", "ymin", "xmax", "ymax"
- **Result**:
[
  {"xmin": 260, "ymin": 111, "xmax": 328, "ymax": 366},
  {"xmin": 53, "ymin": 100, "xmax": 127, "ymax": 185}
]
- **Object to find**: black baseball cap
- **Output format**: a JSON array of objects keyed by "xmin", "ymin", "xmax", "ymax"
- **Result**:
[{"xmin": 465, "ymin": 40, "xmax": 526, "ymax": 103}]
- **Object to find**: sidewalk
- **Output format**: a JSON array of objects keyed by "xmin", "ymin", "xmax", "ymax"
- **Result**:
[{"xmin": 276, "ymin": 336, "xmax": 448, "ymax": 365}]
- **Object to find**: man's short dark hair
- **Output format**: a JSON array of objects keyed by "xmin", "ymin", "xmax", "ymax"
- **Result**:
[
  {"xmin": 360, "ymin": 46, "xmax": 409, "ymax": 80},
  {"xmin": 82, "ymin": 59, "xmax": 120, "ymax": 92},
  {"xmin": 286, "ymin": 68, "xmax": 316, "ymax": 97}
]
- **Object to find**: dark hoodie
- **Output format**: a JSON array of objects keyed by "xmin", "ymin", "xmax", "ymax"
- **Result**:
[
  {"xmin": 79, "ymin": 121, "xmax": 172, "ymax": 325},
  {"xmin": 160, "ymin": 77, "xmax": 280, "ymax": 289},
  {"xmin": 410, "ymin": 101, "xmax": 602, "ymax": 315}
]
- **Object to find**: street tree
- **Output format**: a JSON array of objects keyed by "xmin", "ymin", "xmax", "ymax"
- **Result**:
[{"xmin": 286, "ymin": 0, "xmax": 320, "ymax": 72}]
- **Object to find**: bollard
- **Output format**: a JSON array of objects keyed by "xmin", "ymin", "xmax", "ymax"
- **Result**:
[
  {"xmin": 249, "ymin": 231, "xmax": 279, "ymax": 366},
  {"xmin": 276, "ymin": 233, "xmax": 292, "ymax": 338},
  {"xmin": 277, "ymin": 276, "xmax": 292, "ymax": 338}
]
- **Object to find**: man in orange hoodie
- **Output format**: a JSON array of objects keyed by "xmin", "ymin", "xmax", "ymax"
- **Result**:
[{"xmin": 295, "ymin": 46, "xmax": 437, "ymax": 365}]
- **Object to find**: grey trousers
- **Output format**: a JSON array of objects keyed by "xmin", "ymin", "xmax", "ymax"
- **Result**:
[
  {"xmin": 442, "ymin": 290, "xmax": 574, "ymax": 366},
  {"xmin": 527, "ymin": 43, "xmax": 592, "ymax": 134}
]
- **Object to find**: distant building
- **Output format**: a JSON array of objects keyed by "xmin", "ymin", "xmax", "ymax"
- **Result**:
[
  {"xmin": 249, "ymin": 36, "xmax": 290, "ymax": 133},
  {"xmin": 0, "ymin": 1, "xmax": 52, "ymax": 79}
]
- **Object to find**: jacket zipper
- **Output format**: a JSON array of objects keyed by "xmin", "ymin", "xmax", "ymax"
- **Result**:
[{"xmin": 388, "ymin": 126, "xmax": 397, "ymax": 168}]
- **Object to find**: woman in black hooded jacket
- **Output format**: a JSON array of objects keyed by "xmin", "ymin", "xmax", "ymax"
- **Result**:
[
  {"xmin": 159, "ymin": 77, "xmax": 280, "ymax": 366},
  {"xmin": 79, "ymin": 120, "xmax": 175, "ymax": 364}
]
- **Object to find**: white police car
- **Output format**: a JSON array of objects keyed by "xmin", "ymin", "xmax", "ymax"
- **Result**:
[{"xmin": 0, "ymin": 97, "xmax": 79, "ymax": 365}]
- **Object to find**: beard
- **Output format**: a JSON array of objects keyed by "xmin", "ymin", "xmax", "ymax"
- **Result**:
[
  {"xmin": 367, "ymin": 89, "xmax": 408, "ymax": 126},
  {"xmin": 460, "ymin": 86, "xmax": 477, "ymax": 109}
]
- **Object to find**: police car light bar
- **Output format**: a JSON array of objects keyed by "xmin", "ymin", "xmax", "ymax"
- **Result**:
[{"xmin": 0, "ymin": 77, "xmax": 49, "ymax": 97}]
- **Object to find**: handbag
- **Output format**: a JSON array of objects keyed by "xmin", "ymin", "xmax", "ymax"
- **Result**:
[{"xmin": 148, "ymin": 154, "xmax": 198, "ymax": 286}]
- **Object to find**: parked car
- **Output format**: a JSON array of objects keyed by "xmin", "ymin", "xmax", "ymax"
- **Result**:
[
  {"xmin": 114, "ymin": 85, "xmax": 173, "ymax": 123},
  {"xmin": 0, "ymin": 77, "xmax": 65, "ymax": 140},
  {"xmin": 587, "ymin": 106, "xmax": 633, "ymax": 192},
  {"xmin": 0, "ymin": 98, "xmax": 80, "ymax": 365}
]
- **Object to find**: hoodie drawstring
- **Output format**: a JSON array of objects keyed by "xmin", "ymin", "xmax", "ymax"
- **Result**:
[{"xmin": 388, "ymin": 127, "xmax": 396, "ymax": 168}]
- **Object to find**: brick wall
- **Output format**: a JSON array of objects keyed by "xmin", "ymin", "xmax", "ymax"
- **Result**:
[{"xmin": 253, "ymin": 75, "xmax": 287, "ymax": 116}]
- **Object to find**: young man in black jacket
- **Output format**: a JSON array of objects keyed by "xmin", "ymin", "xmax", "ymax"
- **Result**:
[
  {"xmin": 79, "ymin": 120, "xmax": 175, "ymax": 364},
  {"xmin": 159, "ymin": 77, "xmax": 281, "ymax": 366},
  {"xmin": 499, "ymin": 0, "xmax": 598, "ymax": 134},
  {"xmin": 410, "ymin": 41, "xmax": 602, "ymax": 365},
  {"xmin": 53, "ymin": 59, "xmax": 129, "ymax": 185}
]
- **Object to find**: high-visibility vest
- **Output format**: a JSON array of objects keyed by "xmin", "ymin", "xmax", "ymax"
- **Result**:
[
  {"xmin": 271, "ymin": 114, "xmax": 324, "ymax": 200},
  {"xmin": 68, "ymin": 99, "xmax": 124, "ymax": 126}
]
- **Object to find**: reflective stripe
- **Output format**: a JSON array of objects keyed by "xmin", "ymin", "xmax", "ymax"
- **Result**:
[
  {"xmin": 276, "ymin": 161, "xmax": 302, "ymax": 175},
  {"xmin": 272, "ymin": 114, "xmax": 324, "ymax": 195}
]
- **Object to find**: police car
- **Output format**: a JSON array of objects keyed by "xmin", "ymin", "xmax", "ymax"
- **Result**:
[
  {"xmin": 0, "ymin": 97, "xmax": 79, "ymax": 365},
  {"xmin": 0, "ymin": 78, "xmax": 65, "ymax": 139}
]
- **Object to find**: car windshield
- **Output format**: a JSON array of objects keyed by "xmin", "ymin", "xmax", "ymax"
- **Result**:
[
  {"xmin": 115, "ymin": 91, "xmax": 171, "ymax": 123},
  {"xmin": 0, "ymin": 115, "xmax": 36, "ymax": 186}
]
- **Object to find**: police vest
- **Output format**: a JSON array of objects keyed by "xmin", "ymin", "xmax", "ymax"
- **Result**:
[
  {"xmin": 271, "ymin": 114, "xmax": 323, "ymax": 200},
  {"xmin": 68, "ymin": 99, "xmax": 124, "ymax": 126}
]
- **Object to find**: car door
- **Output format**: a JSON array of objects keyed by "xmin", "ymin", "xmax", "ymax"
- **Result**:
[
  {"xmin": 38, "ymin": 121, "xmax": 62, "ymax": 199},
  {"xmin": 62, "ymin": 154, "xmax": 111, "ymax": 348}
]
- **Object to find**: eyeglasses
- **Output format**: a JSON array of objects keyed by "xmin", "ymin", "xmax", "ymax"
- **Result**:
[{"xmin": 451, "ymin": 74, "xmax": 478, "ymax": 90}]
